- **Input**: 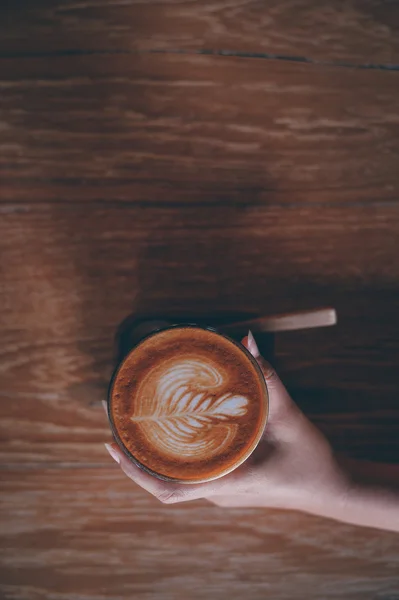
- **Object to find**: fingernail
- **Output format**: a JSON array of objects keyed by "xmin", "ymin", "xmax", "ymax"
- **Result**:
[
  {"xmin": 105, "ymin": 443, "xmax": 120, "ymax": 464},
  {"xmin": 247, "ymin": 330, "xmax": 260, "ymax": 358},
  {"xmin": 102, "ymin": 400, "xmax": 108, "ymax": 416}
]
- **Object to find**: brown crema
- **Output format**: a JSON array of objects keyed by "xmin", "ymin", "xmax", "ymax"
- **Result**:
[{"xmin": 109, "ymin": 326, "xmax": 268, "ymax": 482}]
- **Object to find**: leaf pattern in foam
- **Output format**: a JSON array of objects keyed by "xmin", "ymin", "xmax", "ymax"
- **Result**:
[{"xmin": 131, "ymin": 359, "xmax": 249, "ymax": 460}]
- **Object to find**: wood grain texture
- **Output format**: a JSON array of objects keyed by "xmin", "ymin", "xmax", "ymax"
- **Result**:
[
  {"xmin": 1, "ymin": 468, "xmax": 399, "ymax": 600},
  {"xmin": 1, "ymin": 0, "xmax": 399, "ymax": 65},
  {"xmin": 1, "ymin": 5, "xmax": 399, "ymax": 598},
  {"xmin": 1, "ymin": 54, "xmax": 399, "ymax": 207}
]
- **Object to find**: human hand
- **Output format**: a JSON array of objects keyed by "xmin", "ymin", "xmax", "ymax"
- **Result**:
[{"xmin": 105, "ymin": 332, "xmax": 347, "ymax": 514}]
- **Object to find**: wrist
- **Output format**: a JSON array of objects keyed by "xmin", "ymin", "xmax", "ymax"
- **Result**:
[
  {"xmin": 291, "ymin": 455, "xmax": 353, "ymax": 520},
  {"xmin": 302, "ymin": 456, "xmax": 399, "ymax": 532}
]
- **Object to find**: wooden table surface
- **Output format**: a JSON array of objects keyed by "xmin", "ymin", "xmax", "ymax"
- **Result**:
[{"xmin": 1, "ymin": 2, "xmax": 399, "ymax": 599}]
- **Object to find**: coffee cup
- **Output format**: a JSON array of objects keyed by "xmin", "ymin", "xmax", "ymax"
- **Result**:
[{"xmin": 108, "ymin": 324, "xmax": 268, "ymax": 483}]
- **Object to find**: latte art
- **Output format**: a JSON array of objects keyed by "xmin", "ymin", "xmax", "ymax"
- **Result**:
[
  {"xmin": 131, "ymin": 358, "xmax": 249, "ymax": 460},
  {"xmin": 110, "ymin": 326, "xmax": 268, "ymax": 482}
]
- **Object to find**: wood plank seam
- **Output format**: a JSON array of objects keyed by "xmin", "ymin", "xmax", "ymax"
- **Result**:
[{"xmin": 1, "ymin": 47, "xmax": 399, "ymax": 72}]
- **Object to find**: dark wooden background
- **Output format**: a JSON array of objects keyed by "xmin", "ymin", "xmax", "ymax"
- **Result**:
[{"xmin": 1, "ymin": 2, "xmax": 399, "ymax": 598}]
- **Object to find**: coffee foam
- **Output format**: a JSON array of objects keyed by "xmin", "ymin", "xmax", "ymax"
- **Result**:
[{"xmin": 110, "ymin": 327, "xmax": 267, "ymax": 482}]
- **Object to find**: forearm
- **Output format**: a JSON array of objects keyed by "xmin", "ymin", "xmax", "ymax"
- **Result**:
[{"xmin": 310, "ymin": 459, "xmax": 399, "ymax": 532}]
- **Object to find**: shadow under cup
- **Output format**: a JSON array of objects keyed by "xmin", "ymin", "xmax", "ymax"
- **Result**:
[{"xmin": 107, "ymin": 324, "xmax": 269, "ymax": 484}]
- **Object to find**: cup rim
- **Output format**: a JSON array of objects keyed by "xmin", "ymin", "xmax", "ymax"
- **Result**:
[{"xmin": 107, "ymin": 323, "xmax": 269, "ymax": 484}]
